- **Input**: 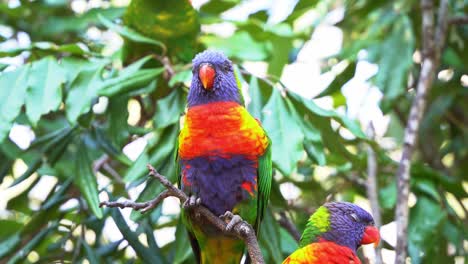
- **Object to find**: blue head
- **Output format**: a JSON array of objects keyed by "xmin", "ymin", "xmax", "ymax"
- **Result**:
[
  {"xmin": 188, "ymin": 50, "xmax": 240, "ymax": 107},
  {"xmin": 320, "ymin": 202, "xmax": 380, "ymax": 252}
]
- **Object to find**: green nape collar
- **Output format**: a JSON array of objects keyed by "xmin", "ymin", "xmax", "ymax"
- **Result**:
[{"xmin": 299, "ymin": 206, "xmax": 331, "ymax": 248}]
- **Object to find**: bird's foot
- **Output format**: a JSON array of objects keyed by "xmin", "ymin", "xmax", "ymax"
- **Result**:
[
  {"xmin": 183, "ymin": 194, "xmax": 201, "ymax": 210},
  {"xmin": 220, "ymin": 211, "xmax": 244, "ymax": 232}
]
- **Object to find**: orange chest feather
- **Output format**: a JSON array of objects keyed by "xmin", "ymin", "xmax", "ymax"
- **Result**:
[
  {"xmin": 178, "ymin": 102, "xmax": 268, "ymax": 159},
  {"xmin": 283, "ymin": 242, "xmax": 360, "ymax": 264}
]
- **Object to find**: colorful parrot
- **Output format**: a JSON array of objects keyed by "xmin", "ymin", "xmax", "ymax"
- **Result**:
[
  {"xmin": 176, "ymin": 50, "xmax": 272, "ymax": 264},
  {"xmin": 283, "ymin": 202, "xmax": 380, "ymax": 264}
]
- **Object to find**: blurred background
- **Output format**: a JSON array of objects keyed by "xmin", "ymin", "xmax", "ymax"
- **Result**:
[{"xmin": 0, "ymin": 0, "xmax": 466, "ymax": 263}]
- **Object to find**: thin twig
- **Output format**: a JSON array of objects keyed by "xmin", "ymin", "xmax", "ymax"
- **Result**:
[
  {"xmin": 100, "ymin": 190, "xmax": 171, "ymax": 213},
  {"xmin": 366, "ymin": 123, "xmax": 383, "ymax": 264},
  {"xmin": 394, "ymin": 0, "xmax": 449, "ymax": 263},
  {"xmin": 100, "ymin": 164, "xmax": 265, "ymax": 264},
  {"xmin": 278, "ymin": 212, "xmax": 301, "ymax": 242},
  {"xmin": 448, "ymin": 16, "xmax": 468, "ymax": 25},
  {"xmin": 153, "ymin": 55, "xmax": 175, "ymax": 81}
]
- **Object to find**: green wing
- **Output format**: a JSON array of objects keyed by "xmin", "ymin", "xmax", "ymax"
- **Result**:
[{"xmin": 255, "ymin": 135, "xmax": 272, "ymax": 233}]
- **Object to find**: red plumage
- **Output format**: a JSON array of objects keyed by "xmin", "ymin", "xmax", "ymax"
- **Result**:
[{"xmin": 283, "ymin": 241, "xmax": 361, "ymax": 264}]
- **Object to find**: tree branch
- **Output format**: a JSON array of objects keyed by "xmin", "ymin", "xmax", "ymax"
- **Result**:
[
  {"xmin": 448, "ymin": 16, "xmax": 468, "ymax": 25},
  {"xmin": 394, "ymin": 0, "xmax": 449, "ymax": 263},
  {"xmin": 365, "ymin": 123, "xmax": 383, "ymax": 264},
  {"xmin": 100, "ymin": 164, "xmax": 265, "ymax": 264},
  {"xmin": 278, "ymin": 212, "xmax": 301, "ymax": 242}
]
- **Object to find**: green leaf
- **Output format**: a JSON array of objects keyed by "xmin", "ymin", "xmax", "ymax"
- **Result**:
[
  {"xmin": 65, "ymin": 62, "xmax": 107, "ymax": 123},
  {"xmin": 413, "ymin": 179, "xmax": 441, "ymax": 202},
  {"xmin": 124, "ymin": 152, "xmax": 150, "ymax": 183},
  {"xmin": 0, "ymin": 42, "xmax": 93, "ymax": 57},
  {"xmin": 315, "ymin": 62, "xmax": 356, "ymax": 98},
  {"xmin": 75, "ymin": 139, "xmax": 103, "ymax": 218},
  {"xmin": 0, "ymin": 234, "xmax": 21, "ymax": 259},
  {"xmin": 259, "ymin": 209, "xmax": 284, "ymax": 263},
  {"xmin": 153, "ymin": 89, "xmax": 186, "ymax": 129},
  {"xmin": 83, "ymin": 241, "xmax": 100, "ymax": 264},
  {"xmin": 0, "ymin": 65, "xmax": 30, "ymax": 142},
  {"xmin": 408, "ymin": 197, "xmax": 447, "ymax": 264},
  {"xmin": 373, "ymin": 16, "xmax": 414, "ymax": 111},
  {"xmin": 25, "ymin": 56, "xmax": 65, "ymax": 126},
  {"xmin": 98, "ymin": 14, "xmax": 165, "ymax": 50},
  {"xmin": 172, "ymin": 219, "xmax": 192, "ymax": 264},
  {"xmin": 289, "ymin": 91, "xmax": 366, "ymax": 139},
  {"xmin": 200, "ymin": 31, "xmax": 269, "ymax": 61},
  {"xmin": 262, "ymin": 90, "xmax": 304, "ymax": 175},
  {"xmin": 99, "ymin": 68, "xmax": 164, "ymax": 97},
  {"xmin": 304, "ymin": 140, "xmax": 326, "ymax": 166},
  {"xmin": 169, "ymin": 70, "xmax": 192, "ymax": 87},
  {"xmin": 267, "ymin": 35, "xmax": 293, "ymax": 77},
  {"xmin": 200, "ymin": 0, "xmax": 239, "ymax": 14},
  {"xmin": 7, "ymin": 222, "xmax": 59, "ymax": 264},
  {"xmin": 38, "ymin": 7, "xmax": 125, "ymax": 35},
  {"xmin": 111, "ymin": 209, "xmax": 164, "ymax": 263},
  {"xmin": 107, "ymin": 95, "xmax": 130, "ymax": 146},
  {"xmin": 92, "ymin": 127, "xmax": 132, "ymax": 166},
  {"xmin": 60, "ymin": 57, "xmax": 93, "ymax": 85},
  {"xmin": 142, "ymin": 220, "xmax": 165, "ymax": 262},
  {"xmin": 247, "ymin": 76, "xmax": 273, "ymax": 119},
  {"xmin": 379, "ymin": 182, "xmax": 397, "ymax": 209},
  {"xmin": 130, "ymin": 155, "xmax": 176, "ymax": 221}
]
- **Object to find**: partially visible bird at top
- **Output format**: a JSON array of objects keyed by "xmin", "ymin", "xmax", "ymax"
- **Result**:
[
  {"xmin": 283, "ymin": 202, "xmax": 380, "ymax": 264},
  {"xmin": 176, "ymin": 50, "xmax": 272, "ymax": 264}
]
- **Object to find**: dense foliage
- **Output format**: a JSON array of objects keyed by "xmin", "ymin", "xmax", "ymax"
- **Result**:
[{"xmin": 0, "ymin": 0, "xmax": 466, "ymax": 263}]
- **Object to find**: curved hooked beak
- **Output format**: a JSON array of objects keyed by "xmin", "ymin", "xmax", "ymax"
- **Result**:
[
  {"xmin": 199, "ymin": 63, "xmax": 215, "ymax": 90},
  {"xmin": 361, "ymin": 226, "xmax": 380, "ymax": 247}
]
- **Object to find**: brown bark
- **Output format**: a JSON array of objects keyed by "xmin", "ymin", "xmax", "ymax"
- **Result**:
[
  {"xmin": 366, "ymin": 123, "xmax": 383, "ymax": 264},
  {"xmin": 394, "ymin": 0, "xmax": 449, "ymax": 263}
]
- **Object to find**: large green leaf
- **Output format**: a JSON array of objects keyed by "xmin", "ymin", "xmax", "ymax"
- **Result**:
[
  {"xmin": 373, "ymin": 15, "xmax": 415, "ymax": 111},
  {"xmin": 247, "ymin": 76, "xmax": 273, "ymax": 119},
  {"xmin": 65, "ymin": 62, "xmax": 107, "ymax": 123},
  {"xmin": 38, "ymin": 7, "xmax": 125, "ymax": 35},
  {"xmin": 7, "ymin": 222, "xmax": 59, "ymax": 264},
  {"xmin": 153, "ymin": 89, "xmax": 186, "ymax": 129},
  {"xmin": 408, "ymin": 197, "xmax": 447, "ymax": 264},
  {"xmin": 200, "ymin": 32, "xmax": 269, "ymax": 61},
  {"xmin": 99, "ymin": 68, "xmax": 164, "ymax": 97},
  {"xmin": 0, "ymin": 234, "xmax": 21, "ymax": 259},
  {"xmin": 99, "ymin": 14, "xmax": 165, "ymax": 49},
  {"xmin": 111, "ymin": 208, "xmax": 164, "ymax": 263},
  {"xmin": 262, "ymin": 90, "xmax": 304, "ymax": 175},
  {"xmin": 25, "ymin": 56, "xmax": 65, "ymax": 126},
  {"xmin": 259, "ymin": 209, "xmax": 284, "ymax": 263},
  {"xmin": 315, "ymin": 62, "xmax": 356, "ymax": 98},
  {"xmin": 0, "ymin": 65, "xmax": 30, "ymax": 142},
  {"xmin": 172, "ymin": 219, "xmax": 192, "ymax": 264},
  {"xmin": 289, "ymin": 91, "xmax": 366, "ymax": 139},
  {"xmin": 75, "ymin": 138, "xmax": 103, "ymax": 218},
  {"xmin": 0, "ymin": 42, "xmax": 93, "ymax": 57}
]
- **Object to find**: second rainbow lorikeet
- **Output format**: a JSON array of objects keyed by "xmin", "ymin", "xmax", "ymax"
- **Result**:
[
  {"xmin": 283, "ymin": 202, "xmax": 380, "ymax": 264},
  {"xmin": 176, "ymin": 50, "xmax": 272, "ymax": 264}
]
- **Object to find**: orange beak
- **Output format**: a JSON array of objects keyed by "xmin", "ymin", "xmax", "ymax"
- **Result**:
[
  {"xmin": 361, "ymin": 226, "xmax": 380, "ymax": 247},
  {"xmin": 199, "ymin": 63, "xmax": 215, "ymax": 90}
]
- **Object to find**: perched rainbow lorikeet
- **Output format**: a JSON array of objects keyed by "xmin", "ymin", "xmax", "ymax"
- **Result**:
[
  {"xmin": 176, "ymin": 50, "xmax": 272, "ymax": 264},
  {"xmin": 283, "ymin": 202, "xmax": 380, "ymax": 264}
]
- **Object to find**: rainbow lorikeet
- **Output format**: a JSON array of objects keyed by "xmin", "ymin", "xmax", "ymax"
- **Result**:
[
  {"xmin": 176, "ymin": 50, "xmax": 272, "ymax": 264},
  {"xmin": 283, "ymin": 202, "xmax": 380, "ymax": 264}
]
